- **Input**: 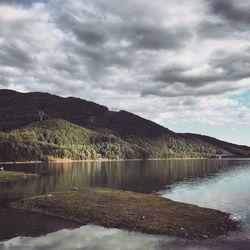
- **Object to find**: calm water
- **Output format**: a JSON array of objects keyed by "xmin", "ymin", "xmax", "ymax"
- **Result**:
[{"xmin": 0, "ymin": 159, "xmax": 250, "ymax": 249}]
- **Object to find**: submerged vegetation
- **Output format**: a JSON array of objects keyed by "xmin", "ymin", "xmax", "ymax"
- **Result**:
[
  {"xmin": 0, "ymin": 171, "xmax": 38, "ymax": 183},
  {"xmin": 11, "ymin": 188, "xmax": 239, "ymax": 240}
]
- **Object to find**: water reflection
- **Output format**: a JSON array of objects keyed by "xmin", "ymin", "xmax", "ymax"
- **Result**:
[
  {"xmin": 0, "ymin": 209, "xmax": 80, "ymax": 241},
  {"xmin": 0, "ymin": 225, "xmax": 168, "ymax": 250},
  {"xmin": 1, "ymin": 159, "xmax": 250, "ymax": 249},
  {"xmin": 1, "ymin": 225, "xmax": 250, "ymax": 250},
  {"xmin": 159, "ymin": 160, "xmax": 250, "ymax": 224},
  {"xmin": 0, "ymin": 159, "xmax": 245, "ymax": 205}
]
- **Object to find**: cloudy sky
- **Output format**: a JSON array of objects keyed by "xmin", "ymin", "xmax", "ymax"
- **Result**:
[{"xmin": 0, "ymin": 0, "xmax": 250, "ymax": 145}]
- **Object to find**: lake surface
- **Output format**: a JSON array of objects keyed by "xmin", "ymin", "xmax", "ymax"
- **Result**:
[{"xmin": 0, "ymin": 159, "xmax": 250, "ymax": 249}]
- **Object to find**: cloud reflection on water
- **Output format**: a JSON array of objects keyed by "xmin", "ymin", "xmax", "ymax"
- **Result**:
[
  {"xmin": 1, "ymin": 224, "xmax": 250, "ymax": 250},
  {"xmin": 0, "ymin": 224, "xmax": 170, "ymax": 250}
]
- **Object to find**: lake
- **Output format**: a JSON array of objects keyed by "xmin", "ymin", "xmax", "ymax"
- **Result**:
[{"xmin": 0, "ymin": 159, "xmax": 250, "ymax": 249}]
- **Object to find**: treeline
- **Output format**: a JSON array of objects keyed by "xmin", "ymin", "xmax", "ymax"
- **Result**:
[
  {"xmin": 1, "ymin": 90, "xmax": 250, "ymax": 159},
  {"xmin": 0, "ymin": 118, "xmax": 230, "ymax": 162},
  {"xmin": 0, "ymin": 119, "xmax": 142, "ymax": 161}
]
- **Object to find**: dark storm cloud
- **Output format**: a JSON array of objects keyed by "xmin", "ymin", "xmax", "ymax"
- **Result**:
[
  {"xmin": 77, "ymin": 30, "xmax": 106, "ymax": 46},
  {"xmin": 0, "ymin": 42, "xmax": 34, "ymax": 69},
  {"xmin": 0, "ymin": 0, "xmax": 46, "ymax": 6},
  {"xmin": 51, "ymin": 60, "xmax": 79, "ymax": 75},
  {"xmin": 154, "ymin": 65, "xmax": 220, "ymax": 86},
  {"xmin": 0, "ymin": 0, "xmax": 32, "ymax": 4},
  {"xmin": 141, "ymin": 82, "xmax": 240, "ymax": 98},
  {"xmin": 53, "ymin": 1, "xmax": 190, "ymax": 53},
  {"xmin": 198, "ymin": 1, "xmax": 250, "ymax": 39},
  {"xmin": 153, "ymin": 50, "xmax": 250, "ymax": 91},
  {"xmin": 209, "ymin": 0, "xmax": 250, "ymax": 24},
  {"xmin": 57, "ymin": 15, "xmax": 107, "ymax": 46},
  {"xmin": 127, "ymin": 24, "xmax": 190, "ymax": 51},
  {"xmin": 212, "ymin": 52, "xmax": 250, "ymax": 81},
  {"xmin": 198, "ymin": 21, "xmax": 235, "ymax": 38},
  {"xmin": 50, "ymin": 5, "xmax": 191, "ymax": 86},
  {"xmin": 76, "ymin": 45, "xmax": 132, "ymax": 67}
]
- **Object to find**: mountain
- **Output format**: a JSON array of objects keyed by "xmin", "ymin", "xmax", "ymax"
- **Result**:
[
  {"xmin": 0, "ymin": 89, "xmax": 108, "ymax": 132},
  {"xmin": 0, "ymin": 89, "xmax": 249, "ymax": 162}
]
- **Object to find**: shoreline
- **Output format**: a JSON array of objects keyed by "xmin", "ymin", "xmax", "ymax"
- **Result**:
[
  {"xmin": 0, "ymin": 157, "xmax": 239, "ymax": 165},
  {"xmin": 11, "ymin": 188, "xmax": 239, "ymax": 240}
]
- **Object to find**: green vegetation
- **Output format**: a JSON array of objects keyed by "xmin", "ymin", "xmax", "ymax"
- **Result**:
[
  {"xmin": 0, "ymin": 89, "xmax": 250, "ymax": 162},
  {"xmin": 11, "ymin": 188, "xmax": 239, "ymax": 239},
  {"xmin": 0, "ymin": 118, "xmax": 233, "ymax": 162},
  {"xmin": 0, "ymin": 171, "xmax": 38, "ymax": 183},
  {"xmin": 0, "ymin": 119, "xmax": 141, "ymax": 162}
]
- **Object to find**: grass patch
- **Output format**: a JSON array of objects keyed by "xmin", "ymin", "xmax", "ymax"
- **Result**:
[
  {"xmin": 11, "ymin": 188, "xmax": 239, "ymax": 239},
  {"xmin": 0, "ymin": 171, "xmax": 38, "ymax": 183}
]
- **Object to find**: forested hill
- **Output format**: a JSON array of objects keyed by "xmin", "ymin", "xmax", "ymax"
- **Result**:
[
  {"xmin": 0, "ymin": 89, "xmax": 173, "ymax": 138},
  {"xmin": 0, "ymin": 89, "xmax": 108, "ymax": 132},
  {"xmin": 0, "ymin": 89, "xmax": 249, "ymax": 161}
]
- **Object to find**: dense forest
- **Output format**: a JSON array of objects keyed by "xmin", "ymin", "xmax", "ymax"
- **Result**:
[{"xmin": 0, "ymin": 89, "xmax": 250, "ymax": 162}]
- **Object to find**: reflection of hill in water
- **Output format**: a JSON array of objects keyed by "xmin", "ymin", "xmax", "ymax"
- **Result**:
[{"xmin": 0, "ymin": 159, "xmax": 245, "ymax": 204}]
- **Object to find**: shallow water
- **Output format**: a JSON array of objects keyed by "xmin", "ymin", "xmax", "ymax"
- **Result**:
[{"xmin": 0, "ymin": 159, "xmax": 250, "ymax": 249}]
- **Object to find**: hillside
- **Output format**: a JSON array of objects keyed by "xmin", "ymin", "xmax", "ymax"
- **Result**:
[
  {"xmin": 0, "ymin": 89, "xmax": 108, "ymax": 132},
  {"xmin": 0, "ymin": 89, "xmax": 250, "ymax": 161},
  {"xmin": 0, "ymin": 89, "xmax": 173, "ymax": 139},
  {"xmin": 0, "ymin": 119, "xmax": 142, "ymax": 162},
  {"xmin": 182, "ymin": 133, "xmax": 250, "ymax": 158}
]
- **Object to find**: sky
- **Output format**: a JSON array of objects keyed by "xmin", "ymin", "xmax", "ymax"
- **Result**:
[{"xmin": 0, "ymin": 0, "xmax": 250, "ymax": 146}]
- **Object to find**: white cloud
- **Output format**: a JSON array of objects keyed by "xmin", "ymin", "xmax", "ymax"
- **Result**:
[{"xmin": 0, "ymin": 0, "xmax": 250, "ymax": 129}]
